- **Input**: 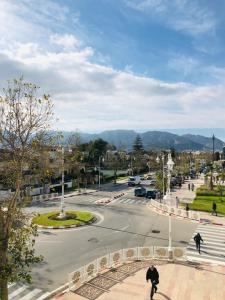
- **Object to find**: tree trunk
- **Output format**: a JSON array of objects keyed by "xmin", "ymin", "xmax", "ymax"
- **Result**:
[
  {"xmin": 0, "ymin": 212, "xmax": 9, "ymax": 300},
  {"xmin": 0, "ymin": 279, "xmax": 8, "ymax": 300},
  {"xmin": 0, "ymin": 242, "xmax": 9, "ymax": 300}
]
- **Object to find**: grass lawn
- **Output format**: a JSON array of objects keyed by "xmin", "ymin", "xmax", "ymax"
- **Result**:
[
  {"xmin": 189, "ymin": 197, "xmax": 225, "ymax": 215},
  {"xmin": 32, "ymin": 210, "xmax": 94, "ymax": 226}
]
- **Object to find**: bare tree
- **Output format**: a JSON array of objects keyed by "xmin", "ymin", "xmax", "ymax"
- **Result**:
[{"xmin": 0, "ymin": 77, "xmax": 53, "ymax": 300}]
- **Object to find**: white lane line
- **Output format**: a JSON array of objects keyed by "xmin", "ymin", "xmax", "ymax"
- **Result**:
[
  {"xmin": 121, "ymin": 199, "xmax": 130, "ymax": 204},
  {"xmin": 187, "ymin": 246, "xmax": 225, "ymax": 256},
  {"xmin": 36, "ymin": 292, "xmax": 51, "ymax": 300},
  {"xmin": 196, "ymin": 229, "xmax": 225, "ymax": 236},
  {"xmin": 8, "ymin": 283, "xmax": 16, "ymax": 289},
  {"xmin": 188, "ymin": 242, "xmax": 225, "ymax": 251},
  {"xmin": 129, "ymin": 199, "xmax": 136, "ymax": 204},
  {"xmin": 19, "ymin": 288, "xmax": 42, "ymax": 300},
  {"xmin": 187, "ymin": 255, "xmax": 225, "ymax": 266},
  {"xmin": 9, "ymin": 285, "xmax": 27, "ymax": 299},
  {"xmin": 189, "ymin": 239, "xmax": 225, "ymax": 246},
  {"xmin": 191, "ymin": 237, "xmax": 225, "ymax": 244},
  {"xmin": 198, "ymin": 225, "xmax": 225, "ymax": 231}
]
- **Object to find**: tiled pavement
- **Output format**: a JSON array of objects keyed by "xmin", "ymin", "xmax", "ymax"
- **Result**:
[{"xmin": 56, "ymin": 261, "xmax": 225, "ymax": 300}]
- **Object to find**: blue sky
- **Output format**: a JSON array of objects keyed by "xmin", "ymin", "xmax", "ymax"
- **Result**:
[{"xmin": 0, "ymin": 0, "xmax": 225, "ymax": 135}]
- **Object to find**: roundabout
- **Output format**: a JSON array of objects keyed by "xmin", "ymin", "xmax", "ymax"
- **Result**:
[{"xmin": 32, "ymin": 210, "xmax": 96, "ymax": 229}]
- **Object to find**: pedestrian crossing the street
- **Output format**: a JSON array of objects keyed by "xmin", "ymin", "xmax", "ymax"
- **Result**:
[
  {"xmin": 8, "ymin": 282, "xmax": 50, "ymax": 300},
  {"xmin": 186, "ymin": 224, "xmax": 225, "ymax": 266}
]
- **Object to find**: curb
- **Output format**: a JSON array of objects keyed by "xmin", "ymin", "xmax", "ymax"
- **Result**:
[
  {"xmin": 148, "ymin": 204, "xmax": 199, "ymax": 223},
  {"xmin": 211, "ymin": 222, "xmax": 224, "ymax": 226},
  {"xmin": 113, "ymin": 192, "xmax": 125, "ymax": 199},
  {"xmin": 65, "ymin": 190, "xmax": 97, "ymax": 198},
  {"xmin": 96, "ymin": 193, "xmax": 125, "ymax": 205},
  {"xmin": 37, "ymin": 216, "xmax": 97, "ymax": 230}
]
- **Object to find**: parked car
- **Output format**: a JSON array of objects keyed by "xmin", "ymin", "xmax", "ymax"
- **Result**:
[
  {"xmin": 149, "ymin": 179, "xmax": 156, "ymax": 186},
  {"xmin": 145, "ymin": 189, "xmax": 157, "ymax": 199},
  {"xmin": 134, "ymin": 187, "xmax": 146, "ymax": 197},
  {"xmin": 128, "ymin": 176, "xmax": 141, "ymax": 186},
  {"xmin": 140, "ymin": 175, "xmax": 145, "ymax": 181}
]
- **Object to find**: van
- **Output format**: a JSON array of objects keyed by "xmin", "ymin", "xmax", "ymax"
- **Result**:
[{"xmin": 128, "ymin": 176, "xmax": 141, "ymax": 186}]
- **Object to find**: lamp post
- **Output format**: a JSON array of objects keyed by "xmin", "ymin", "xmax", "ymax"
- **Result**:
[
  {"xmin": 58, "ymin": 146, "xmax": 72, "ymax": 218},
  {"xmin": 59, "ymin": 146, "xmax": 65, "ymax": 218},
  {"xmin": 147, "ymin": 161, "xmax": 151, "ymax": 174},
  {"xmin": 156, "ymin": 154, "xmax": 165, "ymax": 198},
  {"xmin": 164, "ymin": 151, "xmax": 174, "ymax": 258},
  {"xmin": 98, "ymin": 156, "xmax": 104, "ymax": 190}
]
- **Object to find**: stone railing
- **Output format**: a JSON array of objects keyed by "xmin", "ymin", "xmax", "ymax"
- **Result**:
[
  {"xmin": 32, "ymin": 193, "xmax": 59, "ymax": 202},
  {"xmin": 150, "ymin": 199, "xmax": 200, "ymax": 221},
  {"xmin": 68, "ymin": 246, "xmax": 186, "ymax": 291}
]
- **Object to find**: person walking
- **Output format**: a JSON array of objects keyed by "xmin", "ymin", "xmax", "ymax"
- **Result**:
[
  {"xmin": 186, "ymin": 203, "xmax": 189, "ymax": 217},
  {"xmin": 212, "ymin": 201, "xmax": 217, "ymax": 216},
  {"xmin": 194, "ymin": 233, "xmax": 203, "ymax": 254},
  {"xmin": 188, "ymin": 183, "xmax": 190, "ymax": 190},
  {"xmin": 146, "ymin": 265, "xmax": 159, "ymax": 300},
  {"xmin": 176, "ymin": 196, "xmax": 179, "ymax": 208},
  {"xmin": 191, "ymin": 183, "xmax": 195, "ymax": 191}
]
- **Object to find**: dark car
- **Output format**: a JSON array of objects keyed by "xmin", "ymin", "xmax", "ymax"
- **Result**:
[
  {"xmin": 134, "ymin": 187, "xmax": 146, "ymax": 197},
  {"xmin": 145, "ymin": 189, "xmax": 157, "ymax": 199}
]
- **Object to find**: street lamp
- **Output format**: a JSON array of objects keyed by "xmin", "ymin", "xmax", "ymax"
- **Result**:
[
  {"xmin": 57, "ymin": 146, "xmax": 72, "ymax": 218},
  {"xmin": 164, "ymin": 151, "xmax": 174, "ymax": 259},
  {"xmin": 156, "ymin": 154, "xmax": 165, "ymax": 198},
  {"xmin": 147, "ymin": 161, "xmax": 151, "ymax": 174},
  {"xmin": 98, "ymin": 156, "xmax": 104, "ymax": 190}
]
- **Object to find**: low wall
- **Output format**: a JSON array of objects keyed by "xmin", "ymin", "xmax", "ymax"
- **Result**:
[
  {"xmin": 32, "ymin": 193, "xmax": 59, "ymax": 202},
  {"xmin": 150, "ymin": 199, "xmax": 200, "ymax": 221},
  {"xmin": 68, "ymin": 246, "xmax": 186, "ymax": 291}
]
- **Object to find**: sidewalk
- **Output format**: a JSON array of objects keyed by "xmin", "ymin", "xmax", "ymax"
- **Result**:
[
  {"xmin": 56, "ymin": 262, "xmax": 225, "ymax": 300},
  {"xmin": 169, "ymin": 178, "xmax": 225, "ymax": 225}
]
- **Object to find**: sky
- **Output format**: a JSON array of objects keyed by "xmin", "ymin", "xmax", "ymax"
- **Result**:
[{"xmin": 0, "ymin": 0, "xmax": 225, "ymax": 135}]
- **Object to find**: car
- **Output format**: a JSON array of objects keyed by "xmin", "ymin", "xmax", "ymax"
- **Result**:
[
  {"xmin": 134, "ymin": 187, "xmax": 146, "ymax": 197},
  {"xmin": 149, "ymin": 179, "xmax": 156, "ymax": 186},
  {"xmin": 140, "ymin": 175, "xmax": 145, "ymax": 181},
  {"xmin": 128, "ymin": 176, "xmax": 141, "ymax": 186},
  {"xmin": 145, "ymin": 189, "xmax": 157, "ymax": 199}
]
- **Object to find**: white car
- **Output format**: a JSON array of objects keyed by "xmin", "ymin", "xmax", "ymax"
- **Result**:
[{"xmin": 128, "ymin": 176, "xmax": 141, "ymax": 186}]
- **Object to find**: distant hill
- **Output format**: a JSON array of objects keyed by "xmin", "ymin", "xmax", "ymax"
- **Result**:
[{"xmin": 58, "ymin": 130, "xmax": 224, "ymax": 151}]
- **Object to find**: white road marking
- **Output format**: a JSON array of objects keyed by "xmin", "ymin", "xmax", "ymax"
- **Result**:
[
  {"xmin": 19, "ymin": 288, "xmax": 42, "ymax": 300},
  {"xmin": 9, "ymin": 285, "xmax": 27, "ymax": 299}
]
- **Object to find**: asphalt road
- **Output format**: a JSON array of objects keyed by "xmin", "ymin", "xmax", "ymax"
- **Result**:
[{"xmin": 25, "ymin": 183, "xmax": 198, "ymax": 292}]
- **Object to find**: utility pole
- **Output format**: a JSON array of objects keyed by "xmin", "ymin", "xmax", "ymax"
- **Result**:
[{"xmin": 212, "ymin": 134, "xmax": 215, "ymax": 162}]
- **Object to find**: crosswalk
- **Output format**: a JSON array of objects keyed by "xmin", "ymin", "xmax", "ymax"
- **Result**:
[
  {"xmin": 110, "ymin": 197, "xmax": 151, "ymax": 206},
  {"xmin": 68, "ymin": 194, "xmax": 151, "ymax": 206},
  {"xmin": 186, "ymin": 224, "xmax": 225, "ymax": 265},
  {"xmin": 8, "ymin": 282, "xmax": 50, "ymax": 300}
]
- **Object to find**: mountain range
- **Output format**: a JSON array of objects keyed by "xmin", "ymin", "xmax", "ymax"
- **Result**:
[{"xmin": 60, "ymin": 130, "xmax": 224, "ymax": 151}]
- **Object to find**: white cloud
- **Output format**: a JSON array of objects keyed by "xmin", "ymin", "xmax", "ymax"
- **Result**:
[
  {"xmin": 0, "ymin": 0, "xmax": 224, "ymax": 132},
  {"xmin": 125, "ymin": 0, "xmax": 216, "ymax": 36},
  {"xmin": 168, "ymin": 55, "xmax": 200, "ymax": 76},
  {"xmin": 50, "ymin": 34, "xmax": 80, "ymax": 50}
]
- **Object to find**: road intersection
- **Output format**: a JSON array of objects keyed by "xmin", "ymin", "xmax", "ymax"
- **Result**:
[{"xmin": 10, "ymin": 181, "xmax": 224, "ymax": 299}]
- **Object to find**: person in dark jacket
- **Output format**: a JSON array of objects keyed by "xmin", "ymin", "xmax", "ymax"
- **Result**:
[
  {"xmin": 146, "ymin": 265, "xmax": 159, "ymax": 299},
  {"xmin": 212, "ymin": 202, "xmax": 217, "ymax": 216},
  {"xmin": 194, "ymin": 233, "xmax": 203, "ymax": 254},
  {"xmin": 186, "ymin": 204, "xmax": 189, "ymax": 217}
]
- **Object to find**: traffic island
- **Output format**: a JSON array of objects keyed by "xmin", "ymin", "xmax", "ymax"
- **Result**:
[{"xmin": 32, "ymin": 210, "xmax": 96, "ymax": 229}]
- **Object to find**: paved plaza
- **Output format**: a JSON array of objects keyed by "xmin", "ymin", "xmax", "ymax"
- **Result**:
[{"xmin": 57, "ymin": 261, "xmax": 225, "ymax": 300}]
